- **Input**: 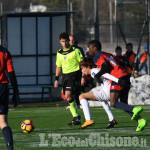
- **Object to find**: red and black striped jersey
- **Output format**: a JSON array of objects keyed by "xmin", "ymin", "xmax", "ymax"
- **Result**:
[
  {"xmin": 93, "ymin": 51, "xmax": 128, "ymax": 79},
  {"xmin": 0, "ymin": 46, "xmax": 14, "ymax": 83}
]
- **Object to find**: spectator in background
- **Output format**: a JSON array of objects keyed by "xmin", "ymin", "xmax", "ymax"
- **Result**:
[
  {"xmin": 115, "ymin": 46, "xmax": 132, "ymax": 104},
  {"xmin": 0, "ymin": 46, "xmax": 19, "ymax": 150},
  {"xmin": 138, "ymin": 46, "xmax": 148, "ymax": 75},
  {"xmin": 69, "ymin": 35, "xmax": 94, "ymax": 94},
  {"xmin": 123, "ymin": 43, "xmax": 136, "ymax": 67},
  {"xmin": 69, "ymin": 35, "xmax": 85, "ymax": 57},
  {"xmin": 115, "ymin": 46, "xmax": 126, "ymax": 61},
  {"xmin": 69, "ymin": 35, "xmax": 85, "ymax": 108}
]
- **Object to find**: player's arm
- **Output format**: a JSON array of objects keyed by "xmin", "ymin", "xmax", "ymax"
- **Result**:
[
  {"xmin": 54, "ymin": 52, "xmax": 62, "ymax": 88},
  {"xmin": 54, "ymin": 67, "xmax": 62, "ymax": 88},
  {"xmin": 94, "ymin": 62, "xmax": 109, "ymax": 83},
  {"xmin": 6, "ymin": 51, "xmax": 19, "ymax": 107},
  {"xmin": 81, "ymin": 72, "xmax": 86, "ymax": 86},
  {"xmin": 91, "ymin": 68, "xmax": 119, "ymax": 83},
  {"xmin": 102, "ymin": 73, "xmax": 119, "ymax": 83},
  {"xmin": 103, "ymin": 73, "xmax": 130, "ymax": 87},
  {"xmin": 91, "ymin": 67, "xmax": 130, "ymax": 87},
  {"xmin": 55, "ymin": 67, "xmax": 62, "ymax": 78},
  {"xmin": 8, "ymin": 71, "xmax": 19, "ymax": 107}
]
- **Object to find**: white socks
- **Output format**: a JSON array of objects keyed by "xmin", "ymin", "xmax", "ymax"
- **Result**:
[
  {"xmin": 80, "ymin": 99, "xmax": 114, "ymax": 122},
  {"xmin": 101, "ymin": 101, "xmax": 114, "ymax": 121},
  {"xmin": 80, "ymin": 99, "xmax": 92, "ymax": 120}
]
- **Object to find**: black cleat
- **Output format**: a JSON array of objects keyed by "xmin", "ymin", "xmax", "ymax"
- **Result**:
[
  {"xmin": 107, "ymin": 119, "xmax": 118, "ymax": 129},
  {"xmin": 67, "ymin": 116, "xmax": 81, "ymax": 126}
]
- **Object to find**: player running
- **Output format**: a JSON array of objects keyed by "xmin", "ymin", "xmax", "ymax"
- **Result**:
[
  {"xmin": 79, "ymin": 57, "xmax": 119, "ymax": 129},
  {"xmin": 87, "ymin": 40, "xmax": 147, "ymax": 132}
]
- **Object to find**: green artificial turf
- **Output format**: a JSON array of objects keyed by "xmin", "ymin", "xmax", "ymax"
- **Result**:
[{"xmin": 0, "ymin": 105, "xmax": 149, "ymax": 150}]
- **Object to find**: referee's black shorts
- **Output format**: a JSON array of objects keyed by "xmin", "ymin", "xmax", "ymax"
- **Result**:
[
  {"xmin": 0, "ymin": 84, "xmax": 9, "ymax": 115},
  {"xmin": 62, "ymin": 70, "xmax": 81, "ymax": 94}
]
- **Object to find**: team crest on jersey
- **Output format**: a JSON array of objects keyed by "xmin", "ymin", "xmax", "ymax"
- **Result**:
[{"xmin": 92, "ymin": 72, "xmax": 96, "ymax": 76}]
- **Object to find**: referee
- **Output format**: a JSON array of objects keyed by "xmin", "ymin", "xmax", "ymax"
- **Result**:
[
  {"xmin": 0, "ymin": 46, "xmax": 19, "ymax": 150},
  {"xmin": 54, "ymin": 32, "xmax": 84, "ymax": 125}
]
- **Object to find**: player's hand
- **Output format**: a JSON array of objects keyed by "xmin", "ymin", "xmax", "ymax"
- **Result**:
[
  {"xmin": 12, "ymin": 93, "xmax": 20, "ymax": 107},
  {"xmin": 118, "ymin": 79, "xmax": 130, "ymax": 87},
  {"xmin": 54, "ymin": 80, "xmax": 58, "ymax": 88},
  {"xmin": 81, "ymin": 77, "xmax": 85, "ymax": 86}
]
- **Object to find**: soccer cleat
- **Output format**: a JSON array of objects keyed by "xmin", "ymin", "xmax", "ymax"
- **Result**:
[
  {"xmin": 107, "ymin": 119, "xmax": 118, "ymax": 129},
  {"xmin": 67, "ymin": 116, "xmax": 81, "ymax": 126},
  {"xmin": 131, "ymin": 107, "xmax": 143, "ymax": 120},
  {"xmin": 79, "ymin": 120, "xmax": 95, "ymax": 129},
  {"xmin": 136, "ymin": 118, "xmax": 147, "ymax": 132}
]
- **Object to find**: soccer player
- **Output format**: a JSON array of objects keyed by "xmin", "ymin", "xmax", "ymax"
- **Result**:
[
  {"xmin": 54, "ymin": 32, "xmax": 84, "ymax": 125},
  {"xmin": 87, "ymin": 40, "xmax": 147, "ymax": 131},
  {"xmin": 79, "ymin": 57, "xmax": 118, "ymax": 129},
  {"xmin": 0, "ymin": 46, "xmax": 19, "ymax": 150}
]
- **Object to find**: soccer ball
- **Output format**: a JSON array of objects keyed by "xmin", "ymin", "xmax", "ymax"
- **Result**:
[{"xmin": 21, "ymin": 120, "xmax": 35, "ymax": 133}]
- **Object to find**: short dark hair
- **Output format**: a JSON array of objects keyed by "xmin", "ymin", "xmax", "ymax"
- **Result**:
[
  {"xmin": 126, "ymin": 43, "xmax": 133, "ymax": 48},
  {"xmin": 80, "ymin": 57, "xmax": 97, "ymax": 69},
  {"xmin": 115, "ymin": 46, "xmax": 122, "ymax": 52},
  {"xmin": 59, "ymin": 32, "xmax": 69, "ymax": 40},
  {"xmin": 88, "ymin": 40, "xmax": 101, "ymax": 51}
]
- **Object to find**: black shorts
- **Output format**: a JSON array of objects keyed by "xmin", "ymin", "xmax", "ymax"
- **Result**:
[
  {"xmin": 62, "ymin": 70, "xmax": 81, "ymax": 94},
  {"xmin": 0, "ymin": 84, "xmax": 9, "ymax": 114}
]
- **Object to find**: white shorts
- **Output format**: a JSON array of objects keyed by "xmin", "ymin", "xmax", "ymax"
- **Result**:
[{"xmin": 91, "ymin": 81, "xmax": 111, "ymax": 102}]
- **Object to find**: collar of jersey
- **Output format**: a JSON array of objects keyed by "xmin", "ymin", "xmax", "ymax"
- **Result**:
[
  {"xmin": 63, "ymin": 45, "xmax": 72, "ymax": 51},
  {"xmin": 93, "ymin": 51, "xmax": 102, "ymax": 63}
]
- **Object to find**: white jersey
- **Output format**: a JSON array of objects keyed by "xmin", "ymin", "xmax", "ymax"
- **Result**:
[{"xmin": 90, "ymin": 68, "xmax": 119, "ymax": 102}]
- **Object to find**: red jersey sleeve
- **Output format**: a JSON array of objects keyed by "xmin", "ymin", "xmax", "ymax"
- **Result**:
[{"xmin": 5, "ymin": 52, "xmax": 14, "ymax": 73}]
